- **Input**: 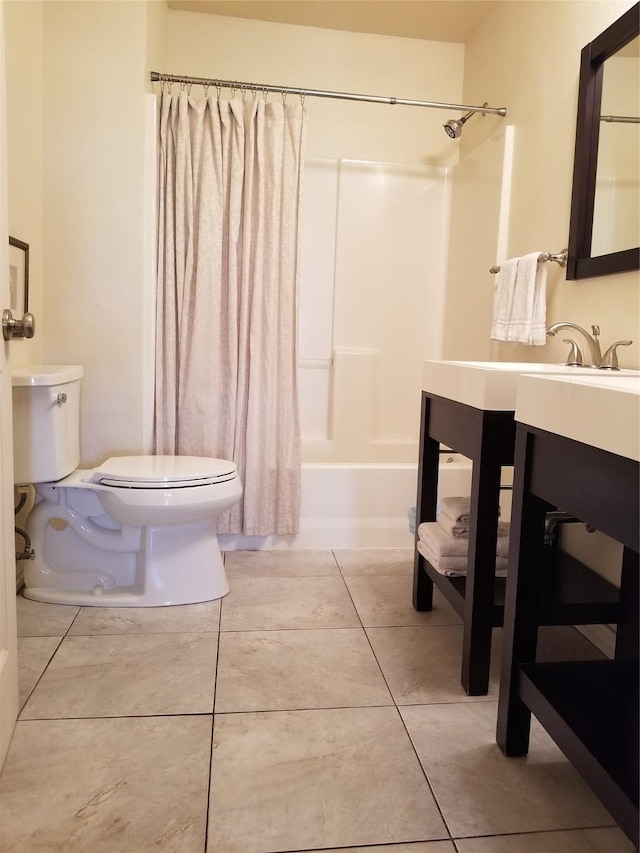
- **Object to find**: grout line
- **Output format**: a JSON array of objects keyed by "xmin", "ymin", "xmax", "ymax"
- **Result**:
[{"xmin": 204, "ymin": 625, "xmax": 220, "ymax": 853}]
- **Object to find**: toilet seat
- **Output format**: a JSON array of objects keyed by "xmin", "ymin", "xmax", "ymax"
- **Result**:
[{"xmin": 88, "ymin": 455, "xmax": 238, "ymax": 489}]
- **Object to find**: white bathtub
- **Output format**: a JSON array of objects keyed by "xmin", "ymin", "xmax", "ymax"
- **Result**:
[{"xmin": 219, "ymin": 453, "xmax": 474, "ymax": 550}]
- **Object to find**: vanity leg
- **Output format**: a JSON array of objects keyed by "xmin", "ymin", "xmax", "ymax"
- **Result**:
[
  {"xmin": 615, "ymin": 547, "xmax": 639, "ymax": 661},
  {"xmin": 413, "ymin": 392, "xmax": 439, "ymax": 612},
  {"xmin": 461, "ymin": 419, "xmax": 502, "ymax": 695},
  {"xmin": 497, "ymin": 429, "xmax": 548, "ymax": 755}
]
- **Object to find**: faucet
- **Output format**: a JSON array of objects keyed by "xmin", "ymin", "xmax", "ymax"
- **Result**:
[
  {"xmin": 546, "ymin": 322, "xmax": 633, "ymax": 369},
  {"xmin": 546, "ymin": 322, "xmax": 603, "ymax": 367}
]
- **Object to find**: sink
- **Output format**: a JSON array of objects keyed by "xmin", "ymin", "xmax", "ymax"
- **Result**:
[
  {"xmin": 421, "ymin": 360, "xmax": 639, "ymax": 411},
  {"xmin": 515, "ymin": 372, "xmax": 640, "ymax": 461}
]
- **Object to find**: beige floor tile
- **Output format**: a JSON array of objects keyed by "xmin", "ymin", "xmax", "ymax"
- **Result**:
[
  {"xmin": 216, "ymin": 628, "xmax": 392, "ymax": 712},
  {"xmin": 334, "ymin": 548, "xmax": 414, "ymax": 576},
  {"xmin": 17, "ymin": 636, "xmax": 61, "ymax": 710},
  {"xmin": 298, "ymin": 843, "xmax": 456, "ymax": 853},
  {"xmin": 344, "ymin": 575, "xmax": 462, "ymax": 627},
  {"xmin": 455, "ymin": 826, "xmax": 635, "ymax": 852},
  {"xmin": 16, "ymin": 593, "xmax": 79, "ymax": 637},
  {"xmin": 68, "ymin": 600, "xmax": 221, "ymax": 635},
  {"xmin": 20, "ymin": 633, "xmax": 217, "ymax": 719},
  {"xmin": 367, "ymin": 625, "xmax": 500, "ymax": 704},
  {"xmin": 207, "ymin": 706, "xmax": 448, "ymax": 853},
  {"xmin": 225, "ymin": 549, "xmax": 339, "ymax": 576},
  {"xmin": 0, "ymin": 716, "xmax": 211, "ymax": 853},
  {"xmin": 220, "ymin": 576, "xmax": 360, "ymax": 630},
  {"xmin": 400, "ymin": 702, "xmax": 615, "ymax": 838}
]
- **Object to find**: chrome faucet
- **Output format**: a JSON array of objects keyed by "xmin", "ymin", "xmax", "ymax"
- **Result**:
[
  {"xmin": 546, "ymin": 322, "xmax": 603, "ymax": 367},
  {"xmin": 546, "ymin": 322, "xmax": 632, "ymax": 369}
]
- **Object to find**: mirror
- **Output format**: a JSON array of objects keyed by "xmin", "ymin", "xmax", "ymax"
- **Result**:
[{"xmin": 567, "ymin": 3, "xmax": 640, "ymax": 280}]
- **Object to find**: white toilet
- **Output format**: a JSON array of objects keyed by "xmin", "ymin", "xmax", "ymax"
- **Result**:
[{"xmin": 12, "ymin": 365, "xmax": 242, "ymax": 607}]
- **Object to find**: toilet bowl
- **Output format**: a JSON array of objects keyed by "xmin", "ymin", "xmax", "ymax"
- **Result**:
[{"xmin": 12, "ymin": 366, "xmax": 242, "ymax": 607}]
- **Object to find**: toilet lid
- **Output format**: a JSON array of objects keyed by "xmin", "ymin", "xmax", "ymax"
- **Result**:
[{"xmin": 89, "ymin": 456, "xmax": 237, "ymax": 488}]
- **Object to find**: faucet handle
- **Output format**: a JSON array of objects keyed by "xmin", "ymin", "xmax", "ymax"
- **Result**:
[
  {"xmin": 562, "ymin": 339, "xmax": 584, "ymax": 367},
  {"xmin": 600, "ymin": 340, "xmax": 632, "ymax": 370}
]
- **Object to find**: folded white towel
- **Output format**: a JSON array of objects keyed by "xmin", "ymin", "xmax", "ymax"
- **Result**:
[
  {"xmin": 418, "ymin": 521, "xmax": 510, "ymax": 558},
  {"xmin": 437, "ymin": 512, "xmax": 469, "ymax": 538},
  {"xmin": 490, "ymin": 252, "xmax": 548, "ymax": 346},
  {"xmin": 417, "ymin": 539, "xmax": 508, "ymax": 577},
  {"xmin": 438, "ymin": 496, "xmax": 502, "ymax": 525},
  {"xmin": 437, "ymin": 510, "xmax": 509, "ymax": 540},
  {"xmin": 439, "ymin": 496, "xmax": 473, "ymax": 524}
]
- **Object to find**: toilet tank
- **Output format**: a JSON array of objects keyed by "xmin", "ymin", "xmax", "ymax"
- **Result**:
[{"xmin": 11, "ymin": 365, "xmax": 84, "ymax": 485}]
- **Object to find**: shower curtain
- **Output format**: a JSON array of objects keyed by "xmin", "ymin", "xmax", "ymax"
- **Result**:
[{"xmin": 154, "ymin": 92, "xmax": 306, "ymax": 535}]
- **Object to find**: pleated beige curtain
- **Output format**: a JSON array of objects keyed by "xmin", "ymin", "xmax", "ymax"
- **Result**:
[{"xmin": 154, "ymin": 92, "xmax": 306, "ymax": 535}]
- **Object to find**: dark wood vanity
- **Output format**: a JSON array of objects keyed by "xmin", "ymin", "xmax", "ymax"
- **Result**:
[
  {"xmin": 412, "ymin": 390, "xmax": 621, "ymax": 697},
  {"xmin": 496, "ymin": 422, "xmax": 639, "ymax": 844}
]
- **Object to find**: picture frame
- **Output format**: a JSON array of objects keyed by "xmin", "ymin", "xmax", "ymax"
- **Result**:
[{"xmin": 9, "ymin": 236, "xmax": 29, "ymax": 316}]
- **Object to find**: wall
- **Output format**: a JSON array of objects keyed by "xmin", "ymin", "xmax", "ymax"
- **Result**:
[
  {"xmin": 451, "ymin": 0, "xmax": 639, "ymax": 369},
  {"xmin": 4, "ymin": 1, "xmax": 638, "ymax": 472},
  {"xmin": 166, "ymin": 10, "xmax": 465, "ymax": 166},
  {"xmin": 4, "ymin": 0, "xmax": 44, "ymax": 369},
  {"xmin": 40, "ymin": 0, "xmax": 166, "ymax": 465}
]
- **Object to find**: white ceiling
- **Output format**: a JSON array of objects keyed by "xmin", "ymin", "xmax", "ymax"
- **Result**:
[{"xmin": 167, "ymin": 1, "xmax": 500, "ymax": 43}]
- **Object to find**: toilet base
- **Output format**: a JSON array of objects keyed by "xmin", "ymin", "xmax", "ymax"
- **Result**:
[{"xmin": 24, "ymin": 512, "xmax": 230, "ymax": 607}]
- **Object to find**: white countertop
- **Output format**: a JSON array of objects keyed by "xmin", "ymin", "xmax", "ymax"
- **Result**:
[
  {"xmin": 515, "ymin": 372, "xmax": 640, "ymax": 461},
  {"xmin": 421, "ymin": 360, "xmax": 637, "ymax": 411}
]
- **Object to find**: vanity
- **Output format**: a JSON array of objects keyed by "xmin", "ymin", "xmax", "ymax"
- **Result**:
[
  {"xmin": 414, "ymin": 361, "xmax": 630, "ymax": 696},
  {"xmin": 497, "ymin": 372, "xmax": 639, "ymax": 843}
]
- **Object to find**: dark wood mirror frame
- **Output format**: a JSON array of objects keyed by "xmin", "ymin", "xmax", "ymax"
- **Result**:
[{"xmin": 566, "ymin": 3, "xmax": 640, "ymax": 280}]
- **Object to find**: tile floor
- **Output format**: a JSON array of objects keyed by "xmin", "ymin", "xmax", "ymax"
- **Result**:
[{"xmin": 0, "ymin": 548, "xmax": 634, "ymax": 853}]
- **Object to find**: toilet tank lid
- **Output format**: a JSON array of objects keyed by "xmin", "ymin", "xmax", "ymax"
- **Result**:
[{"xmin": 12, "ymin": 365, "xmax": 84, "ymax": 386}]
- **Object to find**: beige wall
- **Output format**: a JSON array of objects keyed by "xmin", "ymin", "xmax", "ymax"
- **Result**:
[
  {"xmin": 4, "ymin": 0, "xmax": 43, "ymax": 369},
  {"xmin": 454, "ymin": 0, "xmax": 639, "ymax": 368},
  {"xmin": 166, "ymin": 10, "xmax": 465, "ymax": 165},
  {"xmin": 3, "ymin": 1, "xmax": 639, "ymax": 472}
]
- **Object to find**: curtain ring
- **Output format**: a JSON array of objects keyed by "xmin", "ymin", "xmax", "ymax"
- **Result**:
[
  {"xmin": 216, "ymin": 84, "xmax": 222, "ymax": 101},
  {"xmin": 299, "ymin": 89, "xmax": 306, "ymax": 106},
  {"xmin": 186, "ymin": 82, "xmax": 193, "ymax": 96},
  {"xmin": 281, "ymin": 87, "xmax": 287, "ymax": 105},
  {"xmin": 241, "ymin": 87, "xmax": 247, "ymax": 103},
  {"xmin": 203, "ymin": 82, "xmax": 210, "ymax": 97},
  {"xmin": 263, "ymin": 86, "xmax": 268, "ymax": 102}
]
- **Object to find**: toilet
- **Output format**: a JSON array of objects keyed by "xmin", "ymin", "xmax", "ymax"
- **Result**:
[{"xmin": 12, "ymin": 365, "xmax": 242, "ymax": 607}]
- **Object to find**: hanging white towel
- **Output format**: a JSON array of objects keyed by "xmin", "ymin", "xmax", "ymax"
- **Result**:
[{"xmin": 490, "ymin": 252, "xmax": 548, "ymax": 346}]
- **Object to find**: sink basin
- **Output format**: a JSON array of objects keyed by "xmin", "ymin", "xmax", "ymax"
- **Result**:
[
  {"xmin": 421, "ymin": 360, "xmax": 639, "ymax": 411},
  {"xmin": 515, "ymin": 372, "xmax": 640, "ymax": 461}
]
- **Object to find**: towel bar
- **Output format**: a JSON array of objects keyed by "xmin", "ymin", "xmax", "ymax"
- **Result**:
[{"xmin": 490, "ymin": 249, "xmax": 568, "ymax": 274}]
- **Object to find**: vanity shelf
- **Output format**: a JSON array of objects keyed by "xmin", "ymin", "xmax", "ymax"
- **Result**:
[
  {"xmin": 413, "ymin": 390, "xmax": 516, "ymax": 695},
  {"xmin": 413, "ymin": 390, "xmax": 621, "ymax": 696},
  {"xmin": 519, "ymin": 660, "xmax": 638, "ymax": 835},
  {"xmin": 421, "ymin": 548, "xmax": 619, "ymax": 628}
]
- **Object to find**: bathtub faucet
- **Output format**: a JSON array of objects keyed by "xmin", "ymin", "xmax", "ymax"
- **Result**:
[{"xmin": 546, "ymin": 322, "xmax": 633, "ymax": 369}]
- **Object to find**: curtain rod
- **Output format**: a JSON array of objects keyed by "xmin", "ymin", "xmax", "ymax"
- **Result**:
[{"xmin": 150, "ymin": 72, "xmax": 507, "ymax": 116}]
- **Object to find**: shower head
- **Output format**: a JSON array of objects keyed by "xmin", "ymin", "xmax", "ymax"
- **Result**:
[{"xmin": 443, "ymin": 110, "xmax": 475, "ymax": 139}]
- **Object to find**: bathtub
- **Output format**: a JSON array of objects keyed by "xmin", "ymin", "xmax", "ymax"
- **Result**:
[{"xmin": 218, "ymin": 453, "xmax": 474, "ymax": 550}]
